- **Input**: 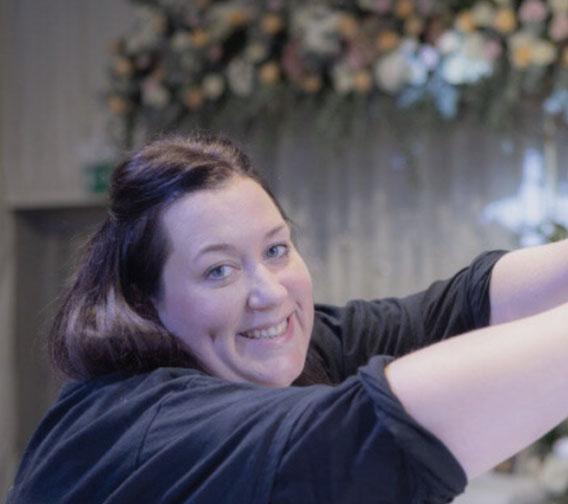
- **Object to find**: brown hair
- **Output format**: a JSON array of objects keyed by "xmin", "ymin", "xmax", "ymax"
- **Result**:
[{"xmin": 49, "ymin": 133, "xmax": 330, "ymax": 385}]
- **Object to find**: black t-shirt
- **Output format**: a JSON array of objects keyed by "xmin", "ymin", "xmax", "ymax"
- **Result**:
[{"xmin": 7, "ymin": 251, "xmax": 506, "ymax": 504}]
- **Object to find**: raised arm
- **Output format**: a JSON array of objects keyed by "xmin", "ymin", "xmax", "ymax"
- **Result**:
[
  {"xmin": 490, "ymin": 239, "xmax": 568, "ymax": 325},
  {"xmin": 385, "ymin": 301, "xmax": 568, "ymax": 480}
]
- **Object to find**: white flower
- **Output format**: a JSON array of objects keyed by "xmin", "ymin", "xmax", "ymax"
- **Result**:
[
  {"xmin": 171, "ymin": 30, "xmax": 192, "ymax": 52},
  {"xmin": 125, "ymin": 6, "xmax": 165, "ymax": 53},
  {"xmin": 539, "ymin": 454, "xmax": 568, "ymax": 496},
  {"xmin": 550, "ymin": 0, "xmax": 568, "ymax": 12},
  {"xmin": 472, "ymin": 1, "xmax": 497, "ymax": 27},
  {"xmin": 408, "ymin": 57, "xmax": 428, "ymax": 86},
  {"xmin": 331, "ymin": 63, "xmax": 354, "ymax": 94},
  {"xmin": 292, "ymin": 5, "xmax": 341, "ymax": 55},
  {"xmin": 418, "ymin": 45, "xmax": 440, "ymax": 70},
  {"xmin": 437, "ymin": 30, "xmax": 462, "ymax": 55},
  {"xmin": 440, "ymin": 33, "xmax": 494, "ymax": 84},
  {"xmin": 532, "ymin": 39, "xmax": 557, "ymax": 65},
  {"xmin": 374, "ymin": 50, "xmax": 411, "ymax": 93},
  {"xmin": 227, "ymin": 58, "xmax": 255, "ymax": 97},
  {"xmin": 462, "ymin": 32, "xmax": 487, "ymax": 60},
  {"xmin": 245, "ymin": 43, "xmax": 269, "ymax": 63},
  {"xmin": 443, "ymin": 56, "xmax": 492, "ymax": 84},
  {"xmin": 203, "ymin": 73, "xmax": 225, "ymax": 99},
  {"xmin": 141, "ymin": 80, "xmax": 170, "ymax": 108}
]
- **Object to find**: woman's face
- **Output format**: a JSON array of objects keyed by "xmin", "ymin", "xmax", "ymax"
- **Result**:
[{"xmin": 155, "ymin": 176, "xmax": 314, "ymax": 387}]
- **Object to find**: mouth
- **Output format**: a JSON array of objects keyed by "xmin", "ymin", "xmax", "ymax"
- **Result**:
[{"xmin": 238, "ymin": 316, "xmax": 291, "ymax": 340}]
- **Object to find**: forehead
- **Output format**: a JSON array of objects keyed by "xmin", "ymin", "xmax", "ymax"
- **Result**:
[{"xmin": 161, "ymin": 176, "xmax": 286, "ymax": 253}]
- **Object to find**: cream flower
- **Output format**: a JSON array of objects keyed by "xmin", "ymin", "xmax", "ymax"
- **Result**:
[
  {"xmin": 437, "ymin": 30, "xmax": 462, "ymax": 55},
  {"xmin": 292, "ymin": 5, "xmax": 341, "ymax": 55},
  {"xmin": 331, "ymin": 63, "xmax": 355, "ymax": 94},
  {"xmin": 532, "ymin": 39, "xmax": 557, "ymax": 65},
  {"xmin": 374, "ymin": 49, "xmax": 412, "ymax": 93},
  {"xmin": 441, "ymin": 33, "xmax": 493, "ymax": 84},
  {"xmin": 472, "ymin": 1, "xmax": 496, "ymax": 27},
  {"xmin": 203, "ymin": 73, "xmax": 225, "ymax": 99},
  {"xmin": 550, "ymin": 0, "xmax": 568, "ymax": 12},
  {"xmin": 141, "ymin": 80, "xmax": 170, "ymax": 108},
  {"xmin": 227, "ymin": 58, "xmax": 255, "ymax": 96}
]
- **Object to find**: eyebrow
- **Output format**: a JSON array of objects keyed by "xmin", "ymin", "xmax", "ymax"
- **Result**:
[{"xmin": 194, "ymin": 224, "xmax": 288, "ymax": 260}]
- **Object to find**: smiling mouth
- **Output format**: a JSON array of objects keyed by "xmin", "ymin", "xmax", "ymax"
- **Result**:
[{"xmin": 239, "ymin": 318, "xmax": 289, "ymax": 340}]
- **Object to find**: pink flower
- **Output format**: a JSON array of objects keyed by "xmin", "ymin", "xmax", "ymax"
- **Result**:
[
  {"xmin": 346, "ymin": 38, "xmax": 375, "ymax": 70},
  {"xmin": 375, "ymin": 0, "xmax": 392, "ymax": 13},
  {"xmin": 281, "ymin": 42, "xmax": 306, "ymax": 83},
  {"xmin": 550, "ymin": 13, "xmax": 568, "ymax": 41},
  {"xmin": 519, "ymin": 0, "xmax": 548, "ymax": 24},
  {"xmin": 484, "ymin": 39, "xmax": 503, "ymax": 60}
]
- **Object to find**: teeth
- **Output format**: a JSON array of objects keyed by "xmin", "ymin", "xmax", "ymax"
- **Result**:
[{"xmin": 241, "ymin": 319, "xmax": 288, "ymax": 340}]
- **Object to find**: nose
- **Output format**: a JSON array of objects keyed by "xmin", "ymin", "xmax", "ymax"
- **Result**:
[{"xmin": 247, "ymin": 265, "xmax": 287, "ymax": 311}]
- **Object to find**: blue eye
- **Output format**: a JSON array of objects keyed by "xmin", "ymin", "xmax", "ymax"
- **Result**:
[
  {"xmin": 266, "ymin": 243, "xmax": 289, "ymax": 259},
  {"xmin": 206, "ymin": 265, "xmax": 233, "ymax": 280}
]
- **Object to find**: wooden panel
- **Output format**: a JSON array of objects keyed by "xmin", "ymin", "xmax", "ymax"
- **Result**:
[{"xmin": 1, "ymin": 0, "xmax": 134, "ymax": 206}]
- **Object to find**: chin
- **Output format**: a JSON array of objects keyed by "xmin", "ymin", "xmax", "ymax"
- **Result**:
[{"xmin": 256, "ymin": 363, "xmax": 304, "ymax": 388}]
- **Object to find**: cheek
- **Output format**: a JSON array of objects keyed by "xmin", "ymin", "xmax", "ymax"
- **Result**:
[{"xmin": 160, "ymin": 284, "xmax": 245, "ymax": 343}]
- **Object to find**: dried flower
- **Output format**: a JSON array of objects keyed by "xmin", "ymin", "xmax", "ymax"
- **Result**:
[
  {"xmin": 182, "ymin": 87, "xmax": 205, "ymax": 109},
  {"xmin": 107, "ymin": 95, "xmax": 131, "ymax": 115},
  {"xmin": 113, "ymin": 57, "xmax": 134, "ymax": 78},
  {"xmin": 261, "ymin": 13, "xmax": 284, "ymax": 35},
  {"xmin": 229, "ymin": 10, "xmax": 249, "ymax": 28},
  {"xmin": 353, "ymin": 69, "xmax": 373, "ymax": 93},
  {"xmin": 376, "ymin": 31, "xmax": 401, "ymax": 53},
  {"xmin": 404, "ymin": 16, "xmax": 424, "ymax": 37},
  {"xmin": 509, "ymin": 32, "xmax": 534, "ymax": 68},
  {"xmin": 301, "ymin": 74, "xmax": 322, "ymax": 93},
  {"xmin": 259, "ymin": 61, "xmax": 280, "ymax": 85},
  {"xmin": 455, "ymin": 11, "xmax": 476, "ymax": 33},
  {"xmin": 337, "ymin": 14, "xmax": 359, "ymax": 40},
  {"xmin": 562, "ymin": 47, "xmax": 568, "ymax": 66},
  {"xmin": 191, "ymin": 29, "xmax": 209, "ymax": 49},
  {"xmin": 395, "ymin": 0, "xmax": 414, "ymax": 18},
  {"xmin": 494, "ymin": 8, "xmax": 517, "ymax": 33}
]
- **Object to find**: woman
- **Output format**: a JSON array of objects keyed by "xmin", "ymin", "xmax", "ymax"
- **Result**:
[{"xmin": 7, "ymin": 134, "xmax": 568, "ymax": 503}]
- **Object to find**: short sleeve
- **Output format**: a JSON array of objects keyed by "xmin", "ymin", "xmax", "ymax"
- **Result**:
[
  {"xmin": 271, "ymin": 355, "xmax": 467, "ymax": 504},
  {"xmin": 311, "ymin": 250, "xmax": 507, "ymax": 379}
]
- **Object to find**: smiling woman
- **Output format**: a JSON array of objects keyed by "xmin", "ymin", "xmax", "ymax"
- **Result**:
[
  {"xmin": 155, "ymin": 176, "xmax": 314, "ymax": 387},
  {"xmin": 9, "ymin": 133, "xmax": 568, "ymax": 504}
]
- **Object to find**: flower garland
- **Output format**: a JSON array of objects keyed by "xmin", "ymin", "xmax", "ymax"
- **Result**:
[{"xmin": 107, "ymin": 0, "xmax": 568, "ymax": 145}]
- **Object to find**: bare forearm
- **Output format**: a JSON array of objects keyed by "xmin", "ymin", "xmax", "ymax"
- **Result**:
[
  {"xmin": 385, "ymin": 302, "xmax": 568, "ymax": 480},
  {"xmin": 490, "ymin": 239, "xmax": 568, "ymax": 325}
]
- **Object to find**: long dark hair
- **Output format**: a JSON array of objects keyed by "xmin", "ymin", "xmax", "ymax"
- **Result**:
[{"xmin": 49, "ymin": 133, "xmax": 330, "ymax": 385}]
